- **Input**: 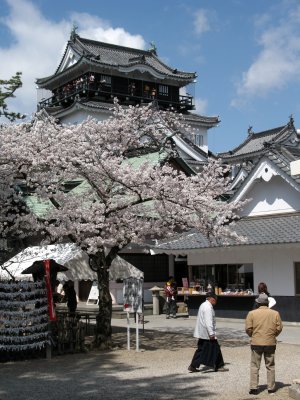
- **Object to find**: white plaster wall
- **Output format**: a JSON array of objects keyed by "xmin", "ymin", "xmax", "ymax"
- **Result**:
[
  {"xmin": 194, "ymin": 126, "xmax": 208, "ymax": 153},
  {"xmin": 253, "ymin": 246, "xmax": 298, "ymax": 296},
  {"xmin": 187, "ymin": 124, "xmax": 208, "ymax": 153},
  {"xmin": 60, "ymin": 109, "xmax": 210, "ymax": 155},
  {"xmin": 241, "ymin": 176, "xmax": 300, "ymax": 216},
  {"xmin": 60, "ymin": 109, "xmax": 110, "ymax": 125},
  {"xmin": 187, "ymin": 244, "xmax": 300, "ymax": 296}
]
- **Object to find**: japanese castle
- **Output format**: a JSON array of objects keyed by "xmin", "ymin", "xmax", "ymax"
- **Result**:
[{"xmin": 36, "ymin": 31, "xmax": 219, "ymax": 172}]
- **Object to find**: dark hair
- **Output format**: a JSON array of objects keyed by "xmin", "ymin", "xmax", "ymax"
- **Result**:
[
  {"xmin": 206, "ymin": 291, "xmax": 217, "ymax": 300},
  {"xmin": 257, "ymin": 282, "xmax": 270, "ymax": 296}
]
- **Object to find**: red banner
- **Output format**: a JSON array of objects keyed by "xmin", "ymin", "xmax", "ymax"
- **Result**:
[{"xmin": 43, "ymin": 259, "xmax": 56, "ymax": 321}]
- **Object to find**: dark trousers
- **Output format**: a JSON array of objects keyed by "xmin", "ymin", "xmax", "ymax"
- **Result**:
[
  {"xmin": 165, "ymin": 298, "xmax": 177, "ymax": 316},
  {"xmin": 191, "ymin": 338, "xmax": 224, "ymax": 370}
]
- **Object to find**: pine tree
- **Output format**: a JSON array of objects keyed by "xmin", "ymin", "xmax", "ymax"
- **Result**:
[{"xmin": 0, "ymin": 72, "xmax": 25, "ymax": 121}]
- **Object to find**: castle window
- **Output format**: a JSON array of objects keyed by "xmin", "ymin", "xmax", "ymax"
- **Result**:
[
  {"xmin": 158, "ymin": 84, "xmax": 169, "ymax": 96},
  {"xmin": 194, "ymin": 133, "xmax": 203, "ymax": 147},
  {"xmin": 100, "ymin": 75, "xmax": 111, "ymax": 86}
]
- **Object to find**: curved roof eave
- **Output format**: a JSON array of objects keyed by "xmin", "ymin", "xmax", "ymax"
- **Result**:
[
  {"xmin": 49, "ymin": 99, "xmax": 113, "ymax": 118},
  {"xmin": 36, "ymin": 56, "xmax": 88, "ymax": 87},
  {"xmin": 152, "ymin": 213, "xmax": 300, "ymax": 252},
  {"xmin": 74, "ymin": 35, "xmax": 196, "ymax": 78},
  {"xmin": 37, "ymin": 57, "xmax": 194, "ymax": 89},
  {"xmin": 218, "ymin": 125, "xmax": 288, "ymax": 159},
  {"xmin": 230, "ymin": 152, "xmax": 300, "ymax": 204},
  {"xmin": 184, "ymin": 113, "xmax": 220, "ymax": 128},
  {"xmin": 37, "ymin": 34, "xmax": 197, "ymax": 89}
]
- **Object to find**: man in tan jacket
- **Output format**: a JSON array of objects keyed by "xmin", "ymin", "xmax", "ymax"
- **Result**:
[{"xmin": 245, "ymin": 293, "xmax": 283, "ymax": 395}]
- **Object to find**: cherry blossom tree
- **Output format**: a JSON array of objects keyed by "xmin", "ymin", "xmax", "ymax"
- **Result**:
[{"xmin": 0, "ymin": 102, "xmax": 244, "ymax": 348}]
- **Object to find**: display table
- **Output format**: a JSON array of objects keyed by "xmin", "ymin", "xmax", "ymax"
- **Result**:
[{"xmin": 185, "ymin": 294, "xmax": 256, "ymax": 319}]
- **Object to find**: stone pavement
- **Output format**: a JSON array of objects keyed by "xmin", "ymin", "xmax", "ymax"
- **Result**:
[
  {"xmin": 112, "ymin": 313, "xmax": 300, "ymax": 345},
  {"xmin": 0, "ymin": 313, "xmax": 299, "ymax": 400}
]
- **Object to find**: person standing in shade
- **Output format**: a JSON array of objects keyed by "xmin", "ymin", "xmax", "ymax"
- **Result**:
[
  {"xmin": 245, "ymin": 293, "xmax": 283, "ymax": 395},
  {"xmin": 188, "ymin": 292, "xmax": 228, "ymax": 373},
  {"xmin": 63, "ymin": 281, "xmax": 78, "ymax": 316},
  {"xmin": 151, "ymin": 87, "xmax": 157, "ymax": 99},
  {"xmin": 164, "ymin": 276, "xmax": 177, "ymax": 319}
]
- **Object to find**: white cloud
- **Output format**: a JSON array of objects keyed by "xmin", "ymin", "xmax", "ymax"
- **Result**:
[
  {"xmin": 71, "ymin": 12, "xmax": 146, "ymax": 49},
  {"xmin": 0, "ymin": 0, "xmax": 146, "ymax": 119},
  {"xmin": 232, "ymin": 6, "xmax": 300, "ymax": 107},
  {"xmin": 193, "ymin": 9, "xmax": 211, "ymax": 35},
  {"xmin": 192, "ymin": 97, "xmax": 208, "ymax": 115}
]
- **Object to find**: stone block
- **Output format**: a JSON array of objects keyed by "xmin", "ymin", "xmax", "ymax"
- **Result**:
[{"xmin": 177, "ymin": 302, "xmax": 188, "ymax": 313}]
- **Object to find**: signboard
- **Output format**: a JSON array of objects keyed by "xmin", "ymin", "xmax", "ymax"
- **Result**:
[
  {"xmin": 86, "ymin": 281, "xmax": 99, "ymax": 304},
  {"xmin": 123, "ymin": 277, "xmax": 143, "ymax": 313},
  {"xmin": 182, "ymin": 277, "xmax": 189, "ymax": 288}
]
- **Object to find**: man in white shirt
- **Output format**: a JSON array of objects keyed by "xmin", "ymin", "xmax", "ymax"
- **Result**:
[{"xmin": 188, "ymin": 292, "xmax": 228, "ymax": 373}]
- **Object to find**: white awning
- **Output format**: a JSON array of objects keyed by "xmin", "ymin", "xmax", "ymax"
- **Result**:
[
  {"xmin": 0, "ymin": 244, "xmax": 142, "ymax": 282},
  {"xmin": 109, "ymin": 255, "xmax": 144, "ymax": 280},
  {"xmin": 0, "ymin": 244, "xmax": 95, "ymax": 281}
]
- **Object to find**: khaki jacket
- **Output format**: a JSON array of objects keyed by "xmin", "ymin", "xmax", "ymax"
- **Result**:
[{"xmin": 245, "ymin": 306, "xmax": 283, "ymax": 346}]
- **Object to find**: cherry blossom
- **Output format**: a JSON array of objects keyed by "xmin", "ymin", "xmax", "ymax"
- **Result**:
[{"xmin": 0, "ymin": 102, "xmax": 245, "ymax": 347}]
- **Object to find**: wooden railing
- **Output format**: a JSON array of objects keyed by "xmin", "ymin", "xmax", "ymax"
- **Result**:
[{"xmin": 38, "ymin": 83, "xmax": 194, "ymax": 112}]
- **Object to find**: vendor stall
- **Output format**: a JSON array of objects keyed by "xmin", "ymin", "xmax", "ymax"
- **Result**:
[{"xmin": 177, "ymin": 286, "xmax": 255, "ymax": 319}]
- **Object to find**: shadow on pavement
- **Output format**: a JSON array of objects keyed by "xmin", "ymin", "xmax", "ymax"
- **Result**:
[
  {"xmin": 0, "ymin": 348, "xmax": 216, "ymax": 400},
  {"xmin": 112, "ymin": 326, "xmax": 249, "ymax": 350}
]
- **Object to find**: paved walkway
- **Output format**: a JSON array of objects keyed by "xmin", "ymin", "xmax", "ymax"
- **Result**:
[
  {"xmin": 113, "ymin": 313, "xmax": 300, "ymax": 345},
  {"xmin": 0, "ymin": 313, "xmax": 299, "ymax": 400}
]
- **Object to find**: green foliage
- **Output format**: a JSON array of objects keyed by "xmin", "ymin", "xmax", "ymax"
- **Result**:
[{"xmin": 0, "ymin": 72, "xmax": 25, "ymax": 121}]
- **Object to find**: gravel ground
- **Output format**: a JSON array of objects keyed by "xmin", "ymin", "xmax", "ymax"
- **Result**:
[{"xmin": 0, "ymin": 322, "xmax": 299, "ymax": 400}]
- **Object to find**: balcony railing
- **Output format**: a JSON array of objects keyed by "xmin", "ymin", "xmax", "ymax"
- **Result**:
[{"xmin": 38, "ymin": 82, "xmax": 194, "ymax": 112}]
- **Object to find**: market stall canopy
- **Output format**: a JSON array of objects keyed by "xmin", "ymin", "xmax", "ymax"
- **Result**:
[
  {"xmin": 0, "ymin": 244, "xmax": 142, "ymax": 282},
  {"xmin": 0, "ymin": 244, "xmax": 96, "ymax": 281},
  {"xmin": 109, "ymin": 255, "xmax": 144, "ymax": 280},
  {"xmin": 22, "ymin": 259, "xmax": 68, "ymax": 275}
]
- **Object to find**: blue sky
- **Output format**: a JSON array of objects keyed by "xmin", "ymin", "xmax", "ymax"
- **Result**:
[{"xmin": 1, "ymin": 0, "xmax": 300, "ymax": 153}]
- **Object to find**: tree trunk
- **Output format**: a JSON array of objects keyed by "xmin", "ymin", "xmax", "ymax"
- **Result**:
[{"xmin": 92, "ymin": 253, "xmax": 113, "ymax": 349}]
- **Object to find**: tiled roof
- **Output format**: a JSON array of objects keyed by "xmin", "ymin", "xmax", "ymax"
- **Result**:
[
  {"xmin": 24, "ymin": 195, "xmax": 54, "ymax": 218},
  {"xmin": 70, "ymin": 36, "xmax": 195, "ymax": 80},
  {"xmin": 267, "ymin": 146, "xmax": 300, "ymax": 186},
  {"xmin": 49, "ymin": 100, "xmax": 113, "ymax": 117},
  {"xmin": 225, "ymin": 146, "xmax": 300, "ymax": 199},
  {"xmin": 21, "ymin": 150, "xmax": 191, "ymax": 218},
  {"xmin": 219, "ymin": 125, "xmax": 289, "ymax": 160},
  {"xmin": 154, "ymin": 213, "xmax": 300, "ymax": 251},
  {"xmin": 183, "ymin": 112, "xmax": 220, "ymax": 127},
  {"xmin": 36, "ymin": 35, "xmax": 195, "ymax": 85}
]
